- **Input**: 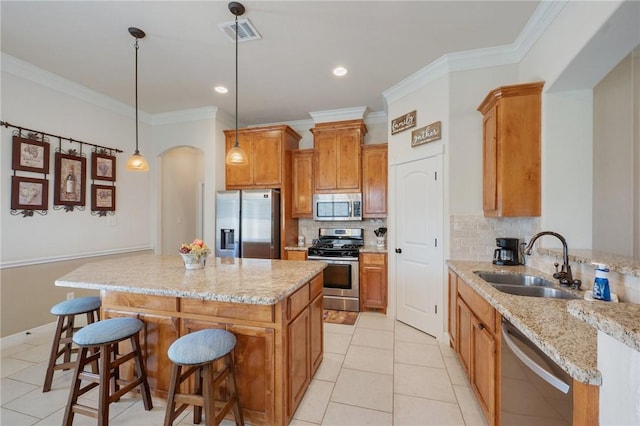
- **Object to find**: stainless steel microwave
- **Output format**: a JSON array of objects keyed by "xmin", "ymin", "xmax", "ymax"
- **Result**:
[{"xmin": 313, "ymin": 193, "xmax": 362, "ymax": 221}]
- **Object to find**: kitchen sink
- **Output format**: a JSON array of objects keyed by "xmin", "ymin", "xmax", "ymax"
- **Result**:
[
  {"xmin": 474, "ymin": 271, "xmax": 555, "ymax": 287},
  {"xmin": 489, "ymin": 283, "xmax": 578, "ymax": 299},
  {"xmin": 473, "ymin": 271, "xmax": 579, "ymax": 300}
]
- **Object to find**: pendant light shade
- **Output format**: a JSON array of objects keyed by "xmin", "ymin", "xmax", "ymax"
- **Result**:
[
  {"xmin": 225, "ymin": 2, "xmax": 248, "ymax": 166},
  {"xmin": 126, "ymin": 27, "xmax": 149, "ymax": 172}
]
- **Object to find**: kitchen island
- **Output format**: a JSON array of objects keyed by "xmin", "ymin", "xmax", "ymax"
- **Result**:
[{"xmin": 55, "ymin": 254, "xmax": 327, "ymax": 426}]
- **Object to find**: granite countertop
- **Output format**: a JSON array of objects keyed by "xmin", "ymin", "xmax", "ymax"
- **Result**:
[
  {"xmin": 448, "ymin": 260, "xmax": 600, "ymax": 385},
  {"xmin": 55, "ymin": 254, "xmax": 327, "ymax": 305},
  {"xmin": 568, "ymin": 300, "xmax": 640, "ymax": 352}
]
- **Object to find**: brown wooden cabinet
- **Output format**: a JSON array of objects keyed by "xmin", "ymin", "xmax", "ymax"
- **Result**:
[
  {"xmin": 448, "ymin": 269, "xmax": 458, "ymax": 349},
  {"xmin": 224, "ymin": 125, "xmax": 301, "ymax": 189},
  {"xmin": 100, "ymin": 271, "xmax": 323, "ymax": 426},
  {"xmin": 477, "ymin": 82, "xmax": 544, "ymax": 217},
  {"xmin": 291, "ymin": 149, "xmax": 314, "ymax": 218},
  {"xmin": 359, "ymin": 252, "xmax": 387, "ymax": 313},
  {"xmin": 362, "ymin": 144, "xmax": 387, "ymax": 218},
  {"xmin": 450, "ymin": 270, "xmax": 498, "ymax": 425},
  {"xmin": 311, "ymin": 119, "xmax": 367, "ymax": 193}
]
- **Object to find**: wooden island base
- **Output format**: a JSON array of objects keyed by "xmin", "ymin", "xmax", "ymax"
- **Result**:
[{"xmin": 101, "ymin": 272, "xmax": 324, "ymax": 426}]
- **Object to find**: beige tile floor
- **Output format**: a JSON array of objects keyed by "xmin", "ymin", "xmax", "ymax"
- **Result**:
[{"xmin": 0, "ymin": 312, "xmax": 487, "ymax": 425}]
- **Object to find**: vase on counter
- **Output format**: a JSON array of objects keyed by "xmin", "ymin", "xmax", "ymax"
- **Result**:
[
  {"xmin": 376, "ymin": 236, "xmax": 385, "ymax": 248},
  {"xmin": 180, "ymin": 253, "xmax": 206, "ymax": 270}
]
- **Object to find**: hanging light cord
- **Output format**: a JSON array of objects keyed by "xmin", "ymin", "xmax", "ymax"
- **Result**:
[
  {"xmin": 234, "ymin": 14, "xmax": 239, "ymax": 148},
  {"xmin": 134, "ymin": 36, "xmax": 140, "ymax": 154}
]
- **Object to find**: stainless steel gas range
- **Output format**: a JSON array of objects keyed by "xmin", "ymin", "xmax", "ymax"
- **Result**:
[{"xmin": 307, "ymin": 228, "xmax": 363, "ymax": 312}]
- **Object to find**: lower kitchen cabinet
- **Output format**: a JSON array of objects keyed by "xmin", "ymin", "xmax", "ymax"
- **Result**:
[
  {"xmin": 359, "ymin": 252, "xmax": 387, "ymax": 313},
  {"xmin": 451, "ymin": 270, "xmax": 498, "ymax": 426},
  {"xmin": 286, "ymin": 250, "xmax": 307, "ymax": 261},
  {"xmin": 448, "ymin": 269, "xmax": 458, "ymax": 349}
]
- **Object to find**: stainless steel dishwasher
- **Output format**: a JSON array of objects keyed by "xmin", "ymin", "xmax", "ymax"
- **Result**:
[{"xmin": 501, "ymin": 319, "xmax": 573, "ymax": 425}]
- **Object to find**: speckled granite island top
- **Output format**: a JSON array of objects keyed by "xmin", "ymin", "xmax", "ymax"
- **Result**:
[
  {"xmin": 448, "ymin": 260, "xmax": 600, "ymax": 385},
  {"xmin": 568, "ymin": 300, "xmax": 640, "ymax": 352},
  {"xmin": 55, "ymin": 254, "xmax": 327, "ymax": 305}
]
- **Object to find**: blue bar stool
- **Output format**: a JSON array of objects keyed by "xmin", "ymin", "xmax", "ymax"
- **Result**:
[
  {"xmin": 164, "ymin": 329, "xmax": 244, "ymax": 426},
  {"xmin": 43, "ymin": 296, "xmax": 101, "ymax": 392},
  {"xmin": 63, "ymin": 317, "xmax": 153, "ymax": 426}
]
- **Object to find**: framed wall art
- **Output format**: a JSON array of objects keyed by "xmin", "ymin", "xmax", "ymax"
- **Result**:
[
  {"xmin": 91, "ymin": 152, "xmax": 116, "ymax": 182},
  {"xmin": 11, "ymin": 176, "xmax": 49, "ymax": 210},
  {"xmin": 12, "ymin": 136, "xmax": 50, "ymax": 174},
  {"xmin": 91, "ymin": 184, "xmax": 116, "ymax": 212},
  {"xmin": 54, "ymin": 153, "xmax": 86, "ymax": 206}
]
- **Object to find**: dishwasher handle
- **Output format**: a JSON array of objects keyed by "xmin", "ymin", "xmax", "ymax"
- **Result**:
[{"xmin": 501, "ymin": 325, "xmax": 570, "ymax": 394}]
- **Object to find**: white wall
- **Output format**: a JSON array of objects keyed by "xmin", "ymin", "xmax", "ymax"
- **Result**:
[{"xmin": 1, "ymin": 58, "xmax": 152, "ymax": 266}]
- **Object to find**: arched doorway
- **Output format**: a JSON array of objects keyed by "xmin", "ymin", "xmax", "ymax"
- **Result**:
[{"xmin": 159, "ymin": 146, "xmax": 205, "ymax": 255}]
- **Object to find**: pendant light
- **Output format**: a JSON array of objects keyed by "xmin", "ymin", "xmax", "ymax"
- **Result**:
[
  {"xmin": 225, "ymin": 2, "xmax": 248, "ymax": 165},
  {"xmin": 126, "ymin": 27, "xmax": 149, "ymax": 172}
]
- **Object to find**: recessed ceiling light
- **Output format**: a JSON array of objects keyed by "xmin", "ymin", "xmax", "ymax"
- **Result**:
[
  {"xmin": 333, "ymin": 66, "xmax": 348, "ymax": 77},
  {"xmin": 214, "ymin": 86, "xmax": 228, "ymax": 94}
]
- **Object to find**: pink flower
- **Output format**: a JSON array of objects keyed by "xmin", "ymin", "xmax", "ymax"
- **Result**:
[{"xmin": 192, "ymin": 239, "xmax": 204, "ymax": 247}]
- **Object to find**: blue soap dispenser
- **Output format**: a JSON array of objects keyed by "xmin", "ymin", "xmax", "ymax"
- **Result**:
[{"xmin": 591, "ymin": 262, "xmax": 611, "ymax": 301}]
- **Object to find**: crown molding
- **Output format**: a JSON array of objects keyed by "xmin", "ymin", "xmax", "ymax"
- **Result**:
[
  {"xmin": 1, "ymin": 53, "xmax": 153, "ymax": 124},
  {"xmin": 383, "ymin": 1, "xmax": 567, "ymax": 104},
  {"xmin": 309, "ymin": 106, "xmax": 369, "ymax": 123}
]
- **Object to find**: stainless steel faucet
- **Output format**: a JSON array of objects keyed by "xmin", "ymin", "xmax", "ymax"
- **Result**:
[{"xmin": 523, "ymin": 231, "xmax": 582, "ymax": 288}]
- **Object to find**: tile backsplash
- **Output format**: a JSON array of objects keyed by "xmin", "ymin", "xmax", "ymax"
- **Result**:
[
  {"xmin": 298, "ymin": 218, "xmax": 387, "ymax": 246},
  {"xmin": 450, "ymin": 214, "xmax": 540, "ymax": 262}
]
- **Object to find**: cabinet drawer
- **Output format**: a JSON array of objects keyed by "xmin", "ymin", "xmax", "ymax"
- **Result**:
[
  {"xmin": 181, "ymin": 299, "xmax": 274, "ymax": 323},
  {"xmin": 288, "ymin": 283, "xmax": 310, "ymax": 320},
  {"xmin": 457, "ymin": 279, "xmax": 495, "ymax": 333},
  {"xmin": 360, "ymin": 253, "xmax": 386, "ymax": 265},
  {"xmin": 102, "ymin": 291, "xmax": 178, "ymax": 312},
  {"xmin": 309, "ymin": 273, "xmax": 323, "ymax": 299}
]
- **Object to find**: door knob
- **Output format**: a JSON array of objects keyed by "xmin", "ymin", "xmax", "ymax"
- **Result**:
[{"xmin": 395, "ymin": 248, "xmax": 402, "ymax": 253}]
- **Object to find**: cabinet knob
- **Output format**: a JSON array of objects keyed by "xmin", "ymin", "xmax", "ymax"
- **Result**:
[
  {"xmin": 395, "ymin": 248, "xmax": 402, "ymax": 254},
  {"xmin": 478, "ymin": 323, "xmax": 485, "ymax": 331}
]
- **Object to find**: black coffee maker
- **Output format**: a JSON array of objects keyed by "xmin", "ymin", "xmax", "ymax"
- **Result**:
[{"xmin": 493, "ymin": 238, "xmax": 520, "ymax": 266}]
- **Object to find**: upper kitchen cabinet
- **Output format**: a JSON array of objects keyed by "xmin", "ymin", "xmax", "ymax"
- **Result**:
[
  {"xmin": 362, "ymin": 144, "xmax": 387, "ymax": 218},
  {"xmin": 477, "ymin": 82, "xmax": 544, "ymax": 217},
  {"xmin": 224, "ymin": 125, "xmax": 301, "ymax": 189},
  {"xmin": 291, "ymin": 149, "xmax": 314, "ymax": 218},
  {"xmin": 311, "ymin": 119, "xmax": 367, "ymax": 193}
]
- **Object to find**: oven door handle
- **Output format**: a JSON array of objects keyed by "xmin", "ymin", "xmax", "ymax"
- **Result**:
[{"xmin": 501, "ymin": 325, "xmax": 570, "ymax": 393}]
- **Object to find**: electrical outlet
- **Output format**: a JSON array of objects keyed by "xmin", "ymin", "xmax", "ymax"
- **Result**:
[{"xmin": 66, "ymin": 292, "xmax": 74, "ymax": 300}]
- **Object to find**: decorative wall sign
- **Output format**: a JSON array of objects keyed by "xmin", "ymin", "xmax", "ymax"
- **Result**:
[
  {"xmin": 411, "ymin": 121, "xmax": 442, "ymax": 147},
  {"xmin": 54, "ymin": 152, "xmax": 86, "ymax": 208},
  {"xmin": 391, "ymin": 110, "xmax": 417, "ymax": 135},
  {"xmin": 92, "ymin": 152, "xmax": 116, "ymax": 182},
  {"xmin": 11, "ymin": 176, "xmax": 49, "ymax": 212},
  {"xmin": 12, "ymin": 136, "xmax": 50, "ymax": 174},
  {"xmin": 91, "ymin": 184, "xmax": 116, "ymax": 214}
]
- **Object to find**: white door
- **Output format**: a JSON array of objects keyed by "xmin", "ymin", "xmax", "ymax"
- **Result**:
[{"xmin": 395, "ymin": 154, "xmax": 443, "ymax": 337}]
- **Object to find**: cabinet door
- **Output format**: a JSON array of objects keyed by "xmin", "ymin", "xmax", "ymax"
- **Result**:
[
  {"xmin": 225, "ymin": 132, "xmax": 253, "ymax": 187},
  {"xmin": 359, "ymin": 253, "xmax": 387, "ymax": 313},
  {"xmin": 336, "ymin": 132, "xmax": 361, "ymax": 190},
  {"xmin": 362, "ymin": 144, "xmax": 387, "ymax": 218},
  {"xmin": 287, "ymin": 308, "xmax": 310, "ymax": 417},
  {"xmin": 309, "ymin": 293, "xmax": 323, "ymax": 375},
  {"xmin": 291, "ymin": 149, "xmax": 313, "ymax": 217},
  {"xmin": 252, "ymin": 132, "xmax": 282, "ymax": 186},
  {"xmin": 448, "ymin": 269, "xmax": 458, "ymax": 348},
  {"xmin": 471, "ymin": 319, "xmax": 496, "ymax": 424},
  {"xmin": 482, "ymin": 105, "xmax": 498, "ymax": 214},
  {"xmin": 314, "ymin": 133, "xmax": 338, "ymax": 191},
  {"xmin": 456, "ymin": 298, "xmax": 472, "ymax": 375},
  {"xmin": 138, "ymin": 312, "xmax": 180, "ymax": 394}
]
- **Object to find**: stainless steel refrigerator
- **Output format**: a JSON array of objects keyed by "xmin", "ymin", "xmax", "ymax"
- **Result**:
[{"xmin": 215, "ymin": 189, "xmax": 281, "ymax": 259}]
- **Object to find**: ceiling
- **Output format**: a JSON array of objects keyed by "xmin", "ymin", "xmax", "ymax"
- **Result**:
[{"xmin": 1, "ymin": 1, "xmax": 540, "ymax": 125}]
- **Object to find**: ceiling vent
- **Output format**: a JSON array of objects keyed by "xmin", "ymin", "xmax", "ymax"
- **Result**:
[{"xmin": 218, "ymin": 18, "xmax": 261, "ymax": 42}]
